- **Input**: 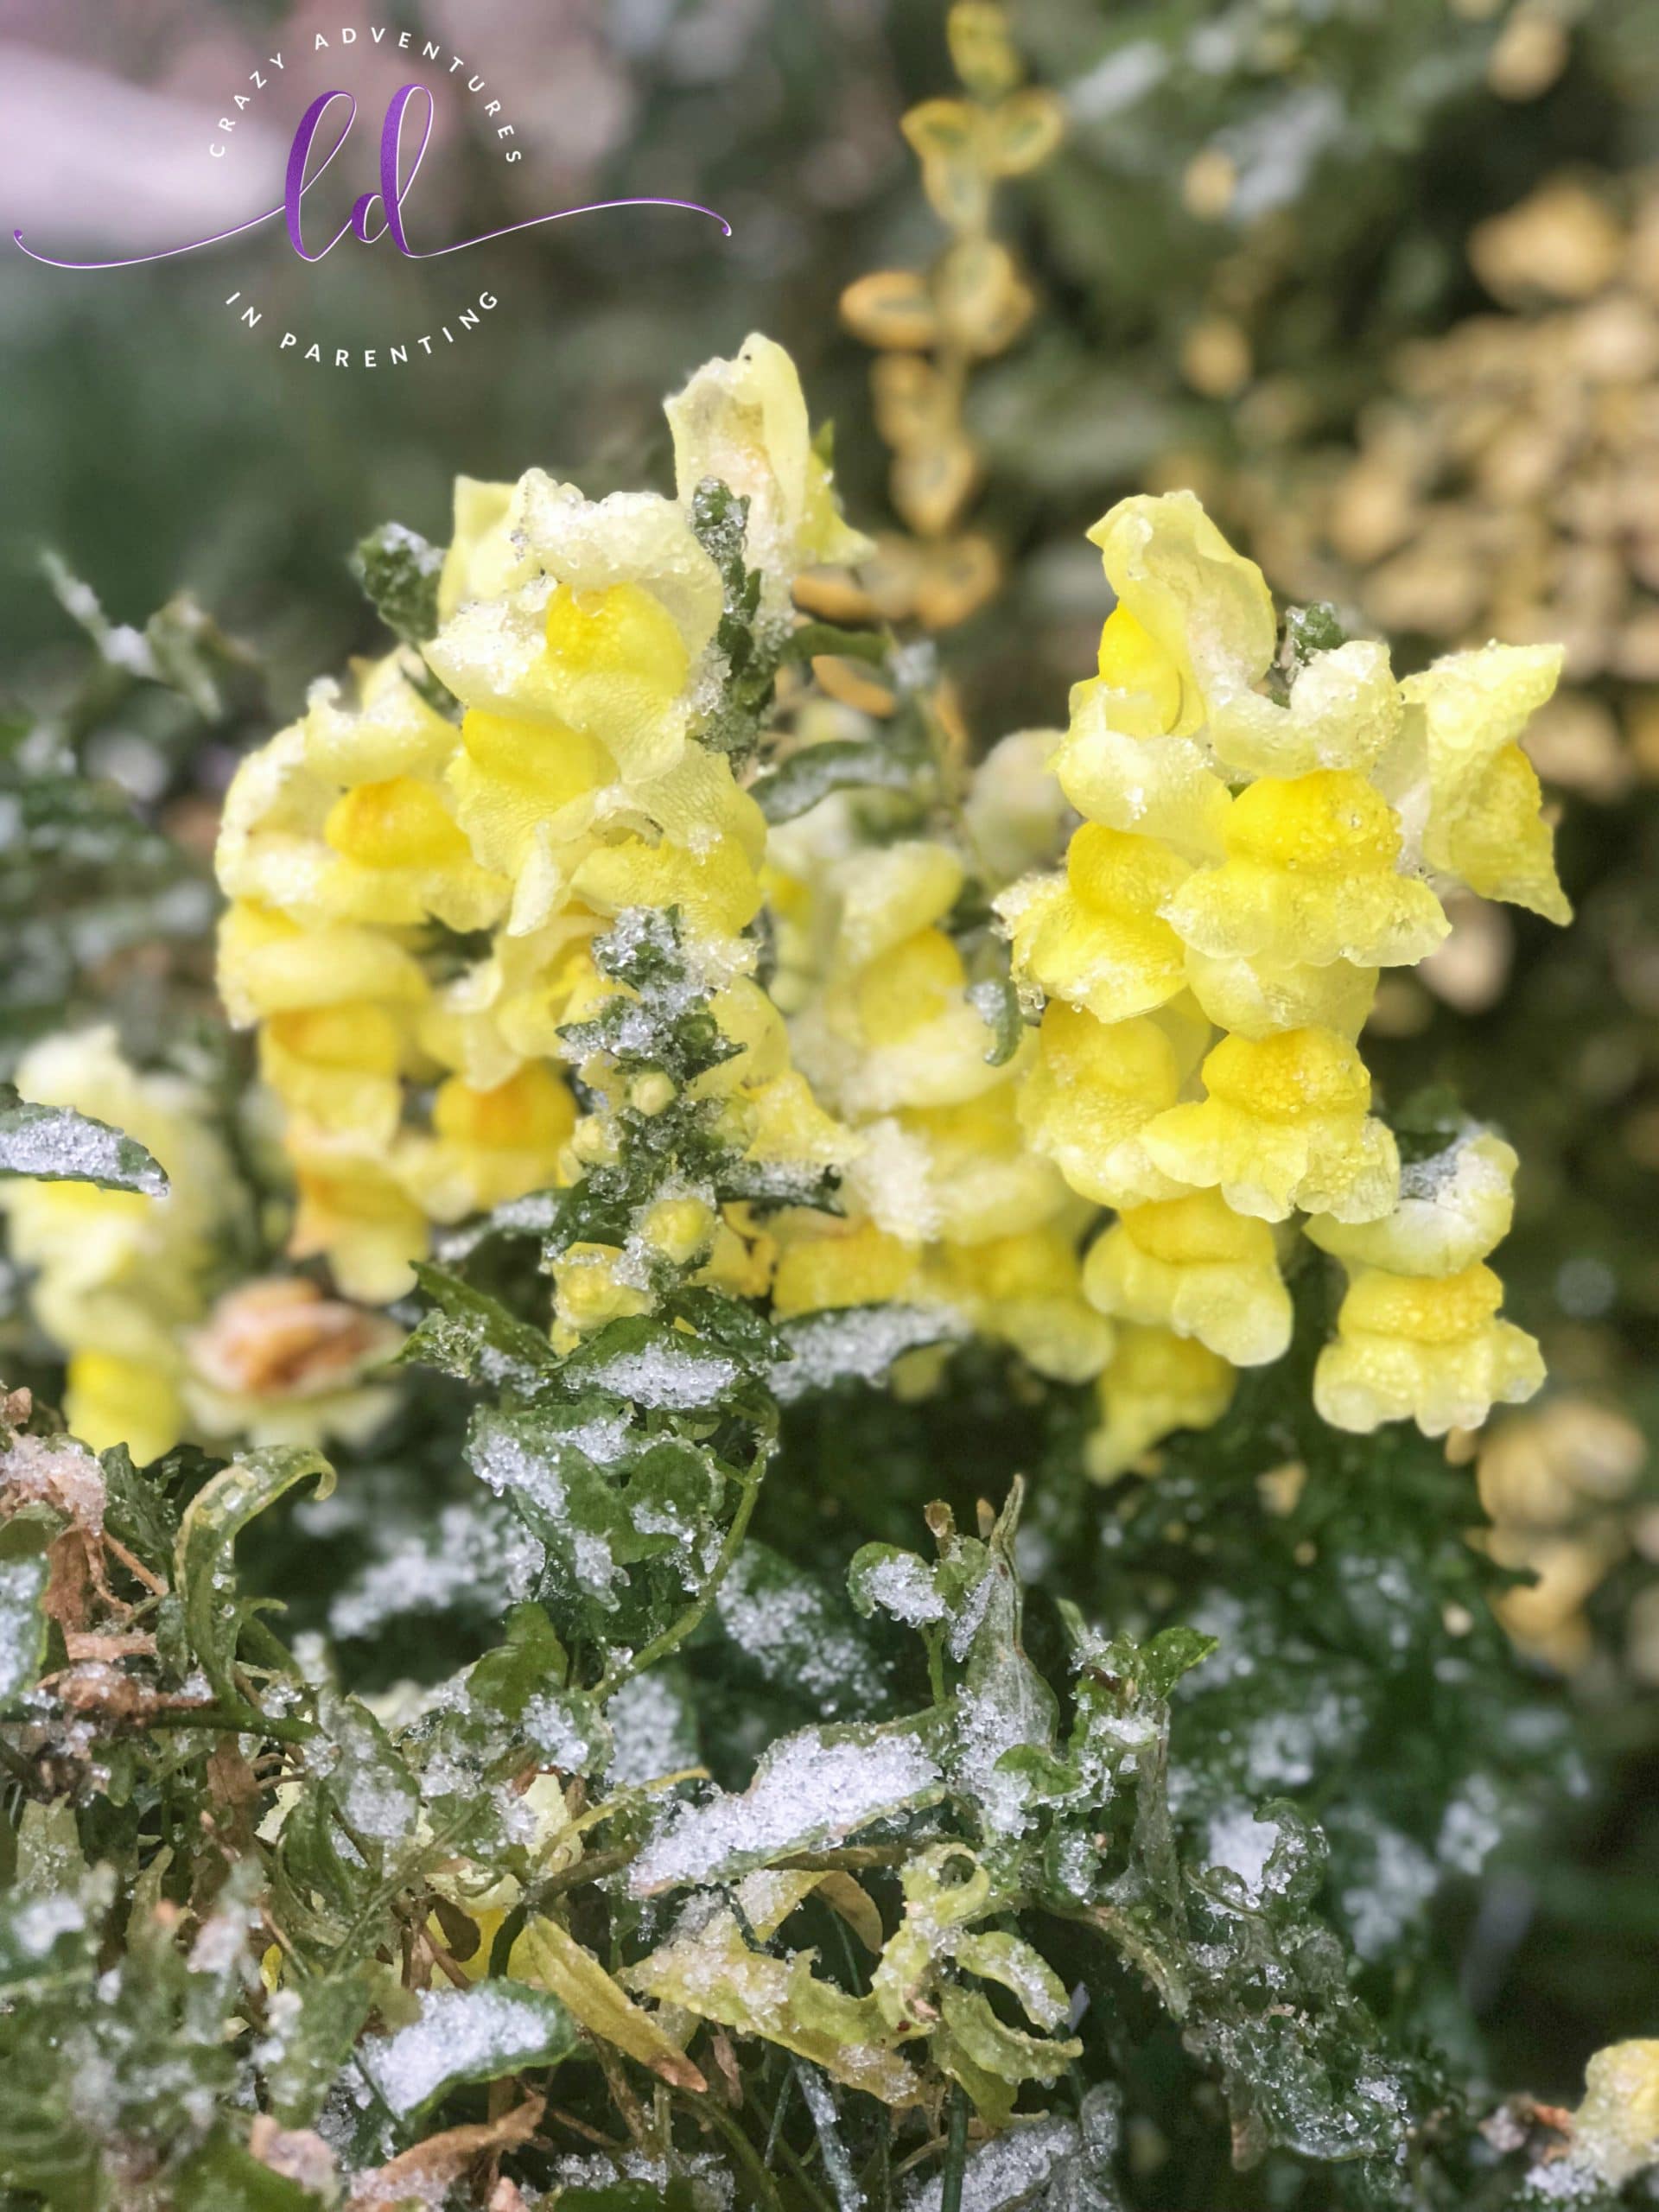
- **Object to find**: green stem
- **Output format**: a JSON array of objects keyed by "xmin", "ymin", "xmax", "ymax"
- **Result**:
[
  {"xmin": 595, "ymin": 1441, "xmax": 770, "ymax": 1701},
  {"xmin": 684, "ymin": 2092, "xmax": 789, "ymax": 2212},
  {"xmin": 940, "ymin": 2086, "xmax": 970, "ymax": 2212}
]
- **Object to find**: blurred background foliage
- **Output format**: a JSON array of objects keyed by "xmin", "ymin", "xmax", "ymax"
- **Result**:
[{"xmin": 3, "ymin": 0, "xmax": 1658, "ymax": 2159}]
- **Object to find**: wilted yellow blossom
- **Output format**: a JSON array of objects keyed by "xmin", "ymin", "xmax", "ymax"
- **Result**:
[
  {"xmin": 184, "ymin": 1277, "xmax": 402, "ymax": 1451},
  {"xmin": 1083, "ymin": 1190, "xmax": 1292, "ymax": 1367},
  {"xmin": 1085, "ymin": 1325, "xmax": 1236, "ymax": 1481}
]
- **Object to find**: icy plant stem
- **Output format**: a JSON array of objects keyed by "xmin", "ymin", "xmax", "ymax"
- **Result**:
[
  {"xmin": 940, "ymin": 2084, "xmax": 970, "ymax": 2212},
  {"xmin": 595, "ymin": 1437, "xmax": 772, "ymax": 1701}
]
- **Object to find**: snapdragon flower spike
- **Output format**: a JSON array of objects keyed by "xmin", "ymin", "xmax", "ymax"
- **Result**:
[
  {"xmin": 211, "ymin": 338, "xmax": 866, "ymax": 1308},
  {"xmin": 1009, "ymin": 485, "xmax": 1571, "ymax": 1445}
]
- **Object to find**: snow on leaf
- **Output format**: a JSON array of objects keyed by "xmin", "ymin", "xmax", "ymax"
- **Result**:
[
  {"xmin": 629, "ymin": 1724, "xmax": 942, "ymax": 1896},
  {"xmin": 363, "ymin": 1981, "xmax": 576, "ymax": 2117},
  {"xmin": 0, "ymin": 1093, "xmax": 167, "ymax": 1196}
]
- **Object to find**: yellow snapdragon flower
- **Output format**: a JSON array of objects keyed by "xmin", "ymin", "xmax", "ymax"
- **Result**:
[
  {"xmin": 1571, "ymin": 2042, "xmax": 1659, "ymax": 2190},
  {"xmin": 1305, "ymin": 1130, "xmax": 1517, "ymax": 1278},
  {"xmin": 1052, "ymin": 491, "xmax": 1272, "ymax": 866},
  {"xmin": 1086, "ymin": 491, "xmax": 1277, "ymax": 738},
  {"xmin": 217, "ymin": 664, "xmax": 505, "ymax": 934},
  {"xmin": 425, "ymin": 472, "xmax": 724, "ymax": 791},
  {"xmin": 1180, "ymin": 945, "xmax": 1379, "ymax": 1042},
  {"xmin": 1082, "ymin": 1189, "xmax": 1291, "ymax": 1366},
  {"xmin": 1310, "ymin": 1127, "xmax": 1540, "ymax": 1436},
  {"xmin": 1206, "ymin": 638, "xmax": 1402, "ymax": 781},
  {"xmin": 1141, "ymin": 1027, "xmax": 1399, "ymax": 1224},
  {"xmin": 215, "ymin": 899, "xmax": 429, "ymax": 1031},
  {"xmin": 771, "ymin": 1217, "xmax": 923, "ymax": 1318},
  {"xmin": 963, "ymin": 728, "xmax": 1068, "ymax": 885},
  {"xmin": 287, "ymin": 1145, "xmax": 430, "ymax": 1306},
  {"xmin": 1161, "ymin": 771, "xmax": 1448, "ymax": 972},
  {"xmin": 1085, "ymin": 1324, "xmax": 1236, "ymax": 1481},
  {"xmin": 1399, "ymin": 643, "xmax": 1571, "ymax": 922},
  {"xmin": 397, "ymin": 1065, "xmax": 578, "ymax": 1223},
  {"xmin": 925, "ymin": 1226, "xmax": 1113, "ymax": 1382},
  {"xmin": 999, "ymin": 824, "xmax": 1191, "ymax": 1024},
  {"xmin": 886, "ymin": 1085, "xmax": 1072, "ymax": 1245},
  {"xmin": 1015, "ymin": 1001, "xmax": 1196, "ymax": 1211},
  {"xmin": 1313, "ymin": 1262, "xmax": 1543, "ymax": 1437},
  {"xmin": 666, "ymin": 332, "xmax": 874, "ymax": 628}
]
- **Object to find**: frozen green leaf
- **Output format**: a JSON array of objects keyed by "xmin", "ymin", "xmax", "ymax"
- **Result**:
[
  {"xmin": 362, "ymin": 1981, "xmax": 576, "ymax": 2117},
  {"xmin": 0, "ymin": 1092, "xmax": 167, "ymax": 1195}
]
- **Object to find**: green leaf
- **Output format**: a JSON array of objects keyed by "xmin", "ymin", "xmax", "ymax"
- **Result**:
[
  {"xmin": 782, "ymin": 620, "xmax": 891, "ymax": 666},
  {"xmin": 771, "ymin": 1305, "xmax": 964, "ymax": 1402},
  {"xmin": 352, "ymin": 521, "xmax": 444, "ymax": 649},
  {"xmin": 0, "ymin": 1872, "xmax": 104, "ymax": 1993},
  {"xmin": 262, "ymin": 1969, "xmax": 376, "ymax": 2128},
  {"xmin": 397, "ymin": 1262, "xmax": 561, "ymax": 1393},
  {"xmin": 966, "ymin": 974, "xmax": 1025, "ymax": 1067},
  {"xmin": 558, "ymin": 1313, "xmax": 746, "ymax": 1411},
  {"xmin": 173, "ymin": 1446, "xmax": 334, "ymax": 1718},
  {"xmin": 0, "ymin": 1550, "xmax": 49, "ymax": 1710},
  {"xmin": 1136, "ymin": 1624, "xmax": 1220, "ymax": 1701},
  {"xmin": 752, "ymin": 737, "xmax": 918, "ymax": 823},
  {"xmin": 628, "ymin": 1720, "xmax": 942, "ymax": 1894},
  {"xmin": 466, "ymin": 1399, "xmax": 636, "ymax": 1614},
  {"xmin": 0, "ymin": 1093, "xmax": 167, "ymax": 1195},
  {"xmin": 362, "ymin": 1981, "xmax": 576, "ymax": 2117}
]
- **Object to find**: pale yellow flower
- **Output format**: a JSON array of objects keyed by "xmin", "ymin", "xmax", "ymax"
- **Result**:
[
  {"xmin": 1305, "ymin": 1130, "xmax": 1517, "ymax": 1277},
  {"xmin": 1398, "ymin": 642, "xmax": 1570, "ymax": 921},
  {"xmin": 397, "ymin": 1065, "xmax": 578, "ymax": 1224},
  {"xmin": 1313, "ymin": 1262, "xmax": 1543, "ymax": 1435},
  {"xmin": 1162, "ymin": 771, "xmax": 1448, "ymax": 972},
  {"xmin": 1015, "ymin": 1001, "xmax": 1197, "ymax": 1211},
  {"xmin": 771, "ymin": 1217, "xmax": 924, "ymax": 1318},
  {"xmin": 1083, "ymin": 1188, "xmax": 1291, "ymax": 1365},
  {"xmin": 288, "ymin": 1144, "xmax": 431, "ymax": 1305},
  {"xmin": 1141, "ymin": 1027, "xmax": 1400, "ymax": 1224},
  {"xmin": 999, "ymin": 824, "xmax": 1191, "ymax": 1025},
  {"xmin": 665, "ymin": 331, "xmax": 874, "ymax": 625},
  {"xmin": 1206, "ymin": 639, "xmax": 1402, "ymax": 780},
  {"xmin": 925, "ymin": 1225, "xmax": 1114, "ymax": 1382},
  {"xmin": 1572, "ymin": 2042, "xmax": 1659, "ymax": 2189},
  {"xmin": 1085, "ymin": 1324, "xmax": 1236, "ymax": 1480}
]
